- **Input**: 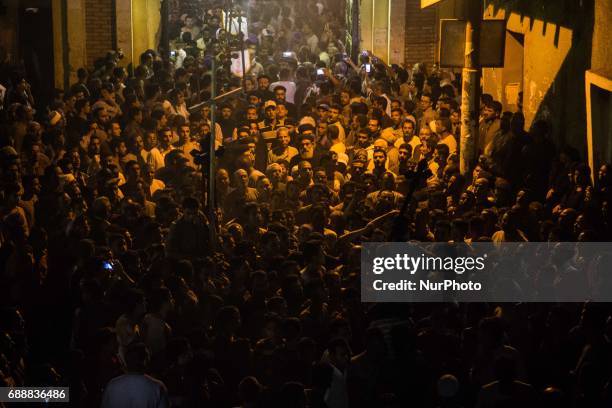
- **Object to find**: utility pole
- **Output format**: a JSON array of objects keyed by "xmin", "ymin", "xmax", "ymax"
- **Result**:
[
  {"xmin": 160, "ymin": 0, "xmax": 170, "ymax": 61},
  {"xmin": 208, "ymin": 57, "xmax": 217, "ymax": 246},
  {"xmin": 459, "ymin": 0, "xmax": 482, "ymax": 176}
]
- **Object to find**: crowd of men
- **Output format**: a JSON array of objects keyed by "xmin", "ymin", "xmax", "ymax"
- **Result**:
[{"xmin": 1, "ymin": 0, "xmax": 612, "ymax": 407}]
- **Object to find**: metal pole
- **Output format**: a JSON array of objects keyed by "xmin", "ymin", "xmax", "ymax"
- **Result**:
[
  {"xmin": 208, "ymin": 57, "xmax": 217, "ymax": 245},
  {"xmin": 224, "ymin": 0, "xmax": 231, "ymax": 35},
  {"xmin": 459, "ymin": 0, "xmax": 482, "ymax": 176},
  {"xmin": 160, "ymin": 0, "xmax": 170, "ymax": 61},
  {"xmin": 238, "ymin": 8, "xmax": 247, "ymax": 87},
  {"xmin": 61, "ymin": 0, "xmax": 70, "ymax": 90}
]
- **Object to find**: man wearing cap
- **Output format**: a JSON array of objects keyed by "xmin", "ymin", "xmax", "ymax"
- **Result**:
[
  {"xmin": 376, "ymin": 129, "xmax": 401, "ymax": 175},
  {"xmin": 317, "ymin": 104, "xmax": 330, "ymax": 124},
  {"xmin": 348, "ymin": 155, "xmax": 367, "ymax": 183},
  {"xmin": 258, "ymin": 100, "xmax": 279, "ymax": 147}
]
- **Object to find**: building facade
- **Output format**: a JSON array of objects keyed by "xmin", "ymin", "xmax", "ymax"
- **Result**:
[
  {"xmin": 0, "ymin": 0, "xmax": 161, "ymax": 93},
  {"xmin": 360, "ymin": 0, "xmax": 610, "ymax": 170}
]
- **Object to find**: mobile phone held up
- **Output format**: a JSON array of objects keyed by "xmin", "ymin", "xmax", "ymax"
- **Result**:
[
  {"xmin": 365, "ymin": 64, "xmax": 371, "ymax": 73},
  {"xmin": 317, "ymin": 68, "xmax": 325, "ymax": 76}
]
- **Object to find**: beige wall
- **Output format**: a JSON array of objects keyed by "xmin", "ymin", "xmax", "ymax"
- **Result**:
[
  {"xmin": 483, "ymin": 7, "xmax": 573, "ymax": 127},
  {"xmin": 481, "ymin": 3, "xmax": 597, "ymax": 153},
  {"xmin": 67, "ymin": 0, "xmax": 88, "ymax": 84},
  {"xmin": 360, "ymin": 0, "xmax": 406, "ymax": 65},
  {"xmin": 132, "ymin": 0, "xmax": 161, "ymax": 64},
  {"xmin": 388, "ymin": 0, "xmax": 406, "ymax": 65},
  {"xmin": 0, "ymin": 1, "xmax": 20, "ymax": 63},
  {"xmin": 591, "ymin": 0, "xmax": 612, "ymax": 78},
  {"xmin": 52, "ymin": 0, "xmax": 160, "ymax": 86},
  {"xmin": 52, "ymin": 0, "xmax": 89, "ymax": 88},
  {"xmin": 361, "ymin": 0, "xmax": 373, "ymax": 54},
  {"xmin": 52, "ymin": 0, "xmax": 63, "ymax": 89},
  {"xmin": 116, "ymin": 0, "xmax": 134, "ymax": 67},
  {"xmin": 482, "ymin": 31, "xmax": 523, "ymax": 112}
]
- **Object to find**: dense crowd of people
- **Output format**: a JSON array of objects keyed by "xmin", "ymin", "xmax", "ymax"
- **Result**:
[{"xmin": 1, "ymin": 0, "xmax": 612, "ymax": 407}]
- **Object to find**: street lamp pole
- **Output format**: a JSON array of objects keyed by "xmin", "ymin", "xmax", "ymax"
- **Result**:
[
  {"xmin": 208, "ymin": 56, "xmax": 217, "ymax": 246},
  {"xmin": 459, "ymin": 0, "xmax": 483, "ymax": 175}
]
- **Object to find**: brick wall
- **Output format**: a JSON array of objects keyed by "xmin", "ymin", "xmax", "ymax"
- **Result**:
[
  {"xmin": 84, "ymin": 0, "xmax": 115, "ymax": 68},
  {"xmin": 404, "ymin": 0, "xmax": 438, "ymax": 66}
]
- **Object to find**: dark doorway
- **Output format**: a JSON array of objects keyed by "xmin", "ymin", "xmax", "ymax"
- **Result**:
[
  {"xmin": 590, "ymin": 83, "xmax": 612, "ymax": 170},
  {"xmin": 19, "ymin": 1, "xmax": 54, "ymax": 110}
]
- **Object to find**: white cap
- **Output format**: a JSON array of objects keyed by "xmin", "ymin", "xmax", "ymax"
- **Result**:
[
  {"xmin": 299, "ymin": 116, "xmax": 316, "ymax": 128},
  {"xmin": 336, "ymin": 152, "xmax": 349, "ymax": 165}
]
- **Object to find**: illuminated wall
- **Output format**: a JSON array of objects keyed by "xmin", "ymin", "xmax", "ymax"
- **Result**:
[
  {"xmin": 591, "ymin": 0, "xmax": 611, "ymax": 78},
  {"xmin": 482, "ymin": 1, "xmax": 595, "ymax": 154},
  {"xmin": 51, "ymin": 0, "xmax": 161, "ymax": 87},
  {"xmin": 131, "ymin": 0, "xmax": 162, "ymax": 65},
  {"xmin": 52, "ymin": 0, "xmax": 87, "ymax": 88},
  {"xmin": 360, "ymin": 0, "xmax": 406, "ymax": 65}
]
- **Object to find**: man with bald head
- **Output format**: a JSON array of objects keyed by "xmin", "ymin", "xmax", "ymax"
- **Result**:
[{"xmin": 222, "ymin": 168, "xmax": 259, "ymax": 221}]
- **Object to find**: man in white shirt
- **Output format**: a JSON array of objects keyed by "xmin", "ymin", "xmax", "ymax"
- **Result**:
[
  {"xmin": 436, "ymin": 117, "xmax": 457, "ymax": 155},
  {"xmin": 147, "ymin": 128, "xmax": 174, "ymax": 172},
  {"xmin": 328, "ymin": 104, "xmax": 347, "ymax": 143},
  {"xmin": 101, "ymin": 343, "xmax": 169, "ymax": 408},
  {"xmin": 394, "ymin": 119, "xmax": 420, "ymax": 151}
]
